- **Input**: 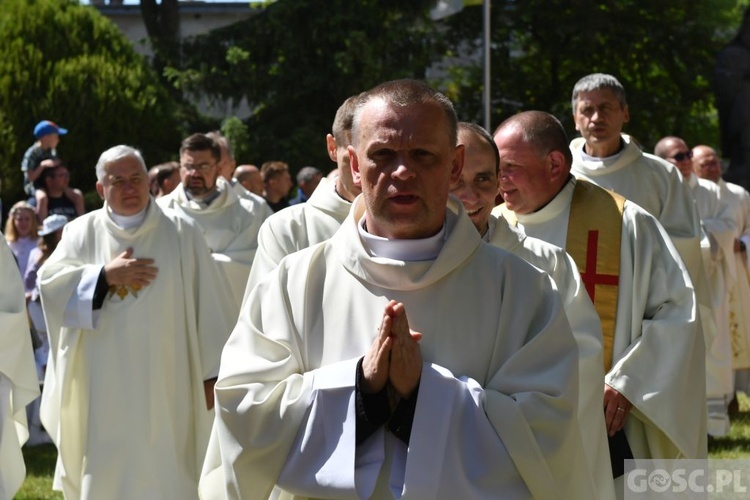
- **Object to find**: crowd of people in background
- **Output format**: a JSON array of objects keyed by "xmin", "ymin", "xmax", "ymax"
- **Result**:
[
  {"xmin": 1, "ymin": 119, "xmax": 330, "ymax": 496},
  {"xmin": 1, "ymin": 73, "xmax": 750, "ymax": 499}
]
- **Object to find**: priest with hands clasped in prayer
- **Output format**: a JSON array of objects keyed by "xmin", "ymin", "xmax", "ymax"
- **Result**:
[
  {"xmin": 201, "ymin": 79, "xmax": 594, "ymax": 499},
  {"xmin": 362, "ymin": 300, "xmax": 422, "ymax": 411}
]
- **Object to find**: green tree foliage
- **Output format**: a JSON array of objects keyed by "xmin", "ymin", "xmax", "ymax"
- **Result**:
[
  {"xmin": 0, "ymin": 0, "xmax": 184, "ymax": 210},
  {"xmin": 170, "ymin": 0, "xmax": 438, "ymax": 170},
  {"xmin": 158, "ymin": 0, "xmax": 745, "ymax": 171},
  {"xmin": 435, "ymin": 0, "xmax": 744, "ymax": 151},
  {"xmin": 0, "ymin": 111, "xmax": 16, "ymax": 184},
  {"xmin": 221, "ymin": 116, "xmax": 251, "ymax": 165}
]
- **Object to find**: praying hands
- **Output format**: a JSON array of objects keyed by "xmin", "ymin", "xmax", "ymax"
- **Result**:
[{"xmin": 362, "ymin": 300, "xmax": 423, "ymax": 399}]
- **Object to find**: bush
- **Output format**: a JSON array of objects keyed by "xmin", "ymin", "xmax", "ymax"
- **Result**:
[{"xmin": 0, "ymin": 0, "xmax": 184, "ymax": 213}]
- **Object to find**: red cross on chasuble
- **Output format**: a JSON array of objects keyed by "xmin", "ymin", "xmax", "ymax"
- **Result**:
[{"xmin": 566, "ymin": 180, "xmax": 625, "ymax": 373}]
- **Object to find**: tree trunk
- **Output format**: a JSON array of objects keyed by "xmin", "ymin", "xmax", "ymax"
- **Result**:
[{"xmin": 139, "ymin": 0, "xmax": 180, "ymax": 67}]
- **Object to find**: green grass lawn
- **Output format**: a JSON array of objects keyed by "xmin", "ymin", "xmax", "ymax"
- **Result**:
[
  {"xmin": 15, "ymin": 395, "xmax": 750, "ymax": 498},
  {"xmin": 705, "ymin": 393, "xmax": 750, "ymax": 459},
  {"xmin": 16, "ymin": 443, "xmax": 61, "ymax": 499}
]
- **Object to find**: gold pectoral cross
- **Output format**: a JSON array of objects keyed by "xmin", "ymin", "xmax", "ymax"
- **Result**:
[{"xmin": 108, "ymin": 284, "xmax": 142, "ymax": 300}]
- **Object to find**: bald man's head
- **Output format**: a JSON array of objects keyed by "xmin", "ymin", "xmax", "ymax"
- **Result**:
[
  {"xmin": 654, "ymin": 136, "xmax": 693, "ymax": 179},
  {"xmin": 692, "ymin": 145, "xmax": 723, "ymax": 183},
  {"xmin": 234, "ymin": 164, "xmax": 263, "ymax": 195},
  {"xmin": 492, "ymin": 111, "xmax": 572, "ymax": 214},
  {"xmin": 493, "ymin": 111, "xmax": 573, "ymax": 169}
]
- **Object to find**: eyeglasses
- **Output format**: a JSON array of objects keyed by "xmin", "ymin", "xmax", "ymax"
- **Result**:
[
  {"xmin": 671, "ymin": 151, "xmax": 693, "ymax": 162},
  {"xmin": 180, "ymin": 163, "xmax": 215, "ymax": 174}
]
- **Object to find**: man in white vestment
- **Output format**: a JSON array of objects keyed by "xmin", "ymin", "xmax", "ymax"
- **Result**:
[
  {"xmin": 157, "ymin": 133, "xmax": 270, "ymax": 313},
  {"xmin": 566, "ymin": 74, "xmax": 714, "ymax": 445},
  {"xmin": 452, "ymin": 121, "xmax": 615, "ymax": 499},
  {"xmin": 0, "ymin": 237, "xmax": 39, "ymax": 499},
  {"xmin": 492, "ymin": 111, "xmax": 706, "ymax": 493},
  {"xmin": 568, "ymin": 74, "xmax": 703, "ymax": 276},
  {"xmin": 655, "ymin": 137, "xmax": 736, "ymax": 436},
  {"xmin": 246, "ymin": 94, "xmax": 361, "ymax": 292},
  {"xmin": 693, "ymin": 145, "xmax": 750, "ymax": 404},
  {"xmin": 208, "ymin": 131, "xmax": 273, "ymax": 216},
  {"xmin": 200, "ymin": 79, "xmax": 594, "ymax": 499},
  {"xmin": 38, "ymin": 145, "xmax": 235, "ymax": 499}
]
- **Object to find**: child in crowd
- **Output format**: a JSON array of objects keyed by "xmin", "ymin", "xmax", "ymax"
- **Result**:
[{"xmin": 21, "ymin": 120, "xmax": 67, "ymax": 206}]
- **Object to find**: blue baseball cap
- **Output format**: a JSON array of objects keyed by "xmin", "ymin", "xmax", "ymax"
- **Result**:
[{"xmin": 33, "ymin": 120, "xmax": 68, "ymax": 138}]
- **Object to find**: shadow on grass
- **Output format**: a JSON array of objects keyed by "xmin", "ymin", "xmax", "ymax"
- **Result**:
[
  {"xmin": 17, "ymin": 443, "xmax": 61, "ymax": 500},
  {"xmin": 709, "ymin": 410, "xmax": 750, "ymax": 456},
  {"xmin": 22, "ymin": 443, "xmax": 58, "ymax": 477}
]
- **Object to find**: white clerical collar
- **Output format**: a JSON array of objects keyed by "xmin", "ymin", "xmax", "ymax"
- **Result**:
[
  {"xmin": 580, "ymin": 145, "xmax": 626, "ymax": 164},
  {"xmin": 357, "ymin": 216, "xmax": 446, "ymax": 261},
  {"xmin": 107, "ymin": 200, "xmax": 149, "ymax": 229}
]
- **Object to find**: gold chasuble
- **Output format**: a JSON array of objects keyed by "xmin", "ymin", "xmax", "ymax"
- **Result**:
[{"xmin": 566, "ymin": 180, "xmax": 625, "ymax": 372}]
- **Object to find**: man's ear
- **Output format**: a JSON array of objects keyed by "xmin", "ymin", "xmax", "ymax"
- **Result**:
[
  {"xmin": 547, "ymin": 150, "xmax": 568, "ymax": 183},
  {"xmin": 96, "ymin": 181, "xmax": 105, "ymax": 200},
  {"xmin": 326, "ymin": 134, "xmax": 337, "ymax": 162},
  {"xmin": 622, "ymin": 104, "xmax": 630, "ymax": 124},
  {"xmin": 349, "ymin": 145, "xmax": 362, "ymax": 187}
]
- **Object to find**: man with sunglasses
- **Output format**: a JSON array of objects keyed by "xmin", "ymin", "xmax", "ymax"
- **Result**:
[
  {"xmin": 157, "ymin": 133, "xmax": 270, "ymax": 316},
  {"xmin": 655, "ymin": 136, "xmax": 737, "ymax": 438},
  {"xmin": 694, "ymin": 144, "xmax": 750, "ymax": 420}
]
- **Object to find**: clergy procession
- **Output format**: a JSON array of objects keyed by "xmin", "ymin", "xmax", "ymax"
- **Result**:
[{"xmin": 3, "ymin": 72, "xmax": 750, "ymax": 499}]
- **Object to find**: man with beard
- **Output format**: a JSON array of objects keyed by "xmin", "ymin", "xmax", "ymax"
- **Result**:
[{"xmin": 157, "ymin": 133, "xmax": 270, "ymax": 314}]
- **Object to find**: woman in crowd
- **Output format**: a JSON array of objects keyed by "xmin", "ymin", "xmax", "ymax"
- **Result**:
[{"xmin": 3, "ymin": 201, "xmax": 39, "ymax": 277}]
